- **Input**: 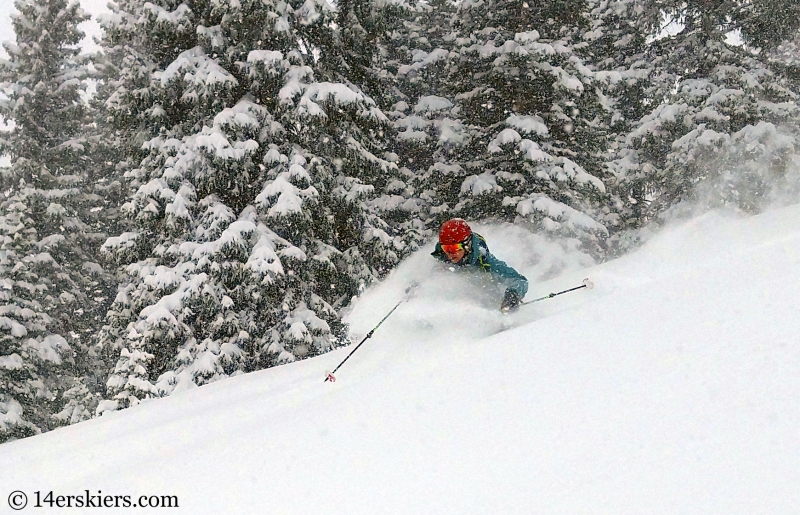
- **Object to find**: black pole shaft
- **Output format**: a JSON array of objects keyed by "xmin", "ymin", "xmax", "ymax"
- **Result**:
[
  {"xmin": 325, "ymin": 299, "xmax": 405, "ymax": 381},
  {"xmin": 523, "ymin": 284, "xmax": 587, "ymax": 306}
]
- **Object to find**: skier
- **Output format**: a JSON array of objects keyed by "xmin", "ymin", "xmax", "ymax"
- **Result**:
[{"xmin": 431, "ymin": 218, "xmax": 529, "ymax": 312}]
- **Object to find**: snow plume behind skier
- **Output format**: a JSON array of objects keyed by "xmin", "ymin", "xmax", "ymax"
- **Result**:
[{"xmin": 343, "ymin": 223, "xmax": 594, "ymax": 348}]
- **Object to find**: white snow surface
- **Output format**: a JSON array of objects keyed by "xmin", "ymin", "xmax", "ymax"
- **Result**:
[{"xmin": 4, "ymin": 205, "xmax": 800, "ymax": 513}]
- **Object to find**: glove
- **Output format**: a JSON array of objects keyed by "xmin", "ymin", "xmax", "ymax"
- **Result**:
[{"xmin": 500, "ymin": 288, "xmax": 522, "ymax": 313}]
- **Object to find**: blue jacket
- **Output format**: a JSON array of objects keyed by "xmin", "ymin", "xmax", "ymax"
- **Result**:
[{"xmin": 431, "ymin": 233, "xmax": 529, "ymax": 298}]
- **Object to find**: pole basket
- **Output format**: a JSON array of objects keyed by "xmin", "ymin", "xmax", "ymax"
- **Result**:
[
  {"xmin": 583, "ymin": 278, "xmax": 594, "ymax": 290},
  {"xmin": 324, "ymin": 371, "xmax": 336, "ymax": 383}
]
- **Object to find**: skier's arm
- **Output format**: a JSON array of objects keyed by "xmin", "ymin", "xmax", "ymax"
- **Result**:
[{"xmin": 483, "ymin": 252, "xmax": 529, "ymax": 298}]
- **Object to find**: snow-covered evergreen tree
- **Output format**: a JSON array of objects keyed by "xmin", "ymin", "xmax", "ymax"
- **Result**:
[
  {"xmin": 324, "ymin": 0, "xmax": 438, "ymax": 252},
  {"xmin": 610, "ymin": 0, "xmax": 800, "ymax": 223},
  {"xmin": 0, "ymin": 0, "xmax": 106, "ymax": 441},
  {"xmin": 391, "ymin": 0, "xmax": 613, "ymax": 253},
  {"xmin": 585, "ymin": 0, "xmax": 656, "ymax": 128},
  {"xmin": 581, "ymin": 0, "xmax": 661, "ymax": 241},
  {"xmin": 765, "ymin": 15, "xmax": 800, "ymax": 97},
  {"xmin": 95, "ymin": 0, "xmax": 409, "ymax": 411},
  {"xmin": 384, "ymin": 0, "xmax": 465, "ymax": 242},
  {"xmin": 734, "ymin": 0, "xmax": 800, "ymax": 53}
]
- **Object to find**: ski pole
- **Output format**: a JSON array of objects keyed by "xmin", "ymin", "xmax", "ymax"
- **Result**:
[
  {"xmin": 325, "ymin": 283, "xmax": 417, "ymax": 382},
  {"xmin": 522, "ymin": 277, "xmax": 594, "ymax": 306}
]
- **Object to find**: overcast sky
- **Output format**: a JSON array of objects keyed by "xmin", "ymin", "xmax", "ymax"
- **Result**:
[{"xmin": 0, "ymin": 0, "xmax": 109, "ymax": 58}]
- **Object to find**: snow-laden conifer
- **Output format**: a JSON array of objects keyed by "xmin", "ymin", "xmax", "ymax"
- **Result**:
[
  {"xmin": 734, "ymin": 0, "xmax": 800, "ymax": 54},
  {"xmin": 0, "ymin": 0, "xmax": 107, "ymax": 441},
  {"xmin": 768, "ymin": 25, "xmax": 800, "ymax": 94},
  {"xmin": 95, "ymin": 0, "xmax": 405, "ymax": 411},
  {"xmin": 321, "ymin": 0, "xmax": 430, "ymax": 256},
  {"xmin": 610, "ymin": 0, "xmax": 800, "ymax": 221},
  {"xmin": 379, "ymin": 0, "xmax": 460, "ymax": 248},
  {"xmin": 391, "ymin": 0, "xmax": 612, "ymax": 253}
]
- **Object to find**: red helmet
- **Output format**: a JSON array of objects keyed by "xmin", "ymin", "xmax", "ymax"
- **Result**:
[{"xmin": 439, "ymin": 218, "xmax": 472, "ymax": 245}]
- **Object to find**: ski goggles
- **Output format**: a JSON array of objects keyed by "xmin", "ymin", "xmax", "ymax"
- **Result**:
[{"xmin": 441, "ymin": 242, "xmax": 466, "ymax": 255}]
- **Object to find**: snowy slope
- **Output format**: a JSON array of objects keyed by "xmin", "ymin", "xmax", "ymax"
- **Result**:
[{"xmin": 3, "ymin": 205, "xmax": 800, "ymax": 514}]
